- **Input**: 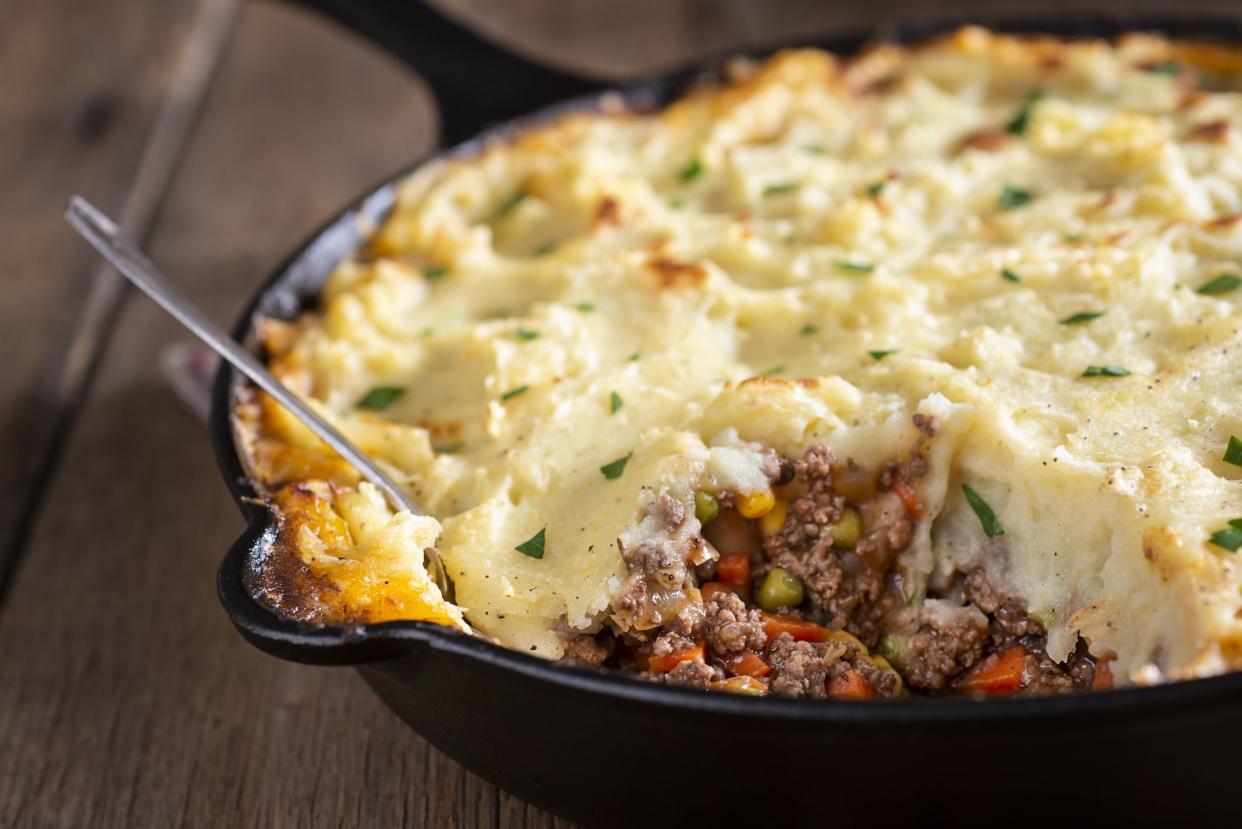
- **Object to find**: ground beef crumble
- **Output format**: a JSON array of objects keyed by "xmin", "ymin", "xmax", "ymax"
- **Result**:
[
  {"xmin": 767, "ymin": 632, "xmax": 902, "ymax": 699},
  {"xmin": 899, "ymin": 600, "xmax": 988, "ymax": 692},
  {"xmin": 702, "ymin": 592, "xmax": 766, "ymax": 656}
]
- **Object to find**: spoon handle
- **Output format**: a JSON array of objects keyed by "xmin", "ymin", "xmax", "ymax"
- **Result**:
[{"xmin": 64, "ymin": 195, "xmax": 420, "ymax": 516}]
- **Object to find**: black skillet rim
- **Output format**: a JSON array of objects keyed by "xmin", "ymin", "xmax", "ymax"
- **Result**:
[{"xmin": 212, "ymin": 9, "xmax": 1242, "ymax": 724}]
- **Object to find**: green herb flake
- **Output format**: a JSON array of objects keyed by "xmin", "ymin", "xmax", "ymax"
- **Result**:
[
  {"xmin": 496, "ymin": 191, "xmax": 527, "ymax": 218},
  {"xmin": 1198, "ymin": 273, "xmax": 1241, "ymax": 296},
  {"xmin": 1082, "ymin": 365, "xmax": 1131, "ymax": 377},
  {"xmin": 962, "ymin": 484, "xmax": 1004, "ymax": 538},
  {"xmin": 764, "ymin": 182, "xmax": 796, "ymax": 197},
  {"xmin": 500, "ymin": 385, "xmax": 530, "ymax": 401},
  {"xmin": 799, "ymin": 323, "xmax": 819, "ymax": 336},
  {"xmin": 515, "ymin": 328, "xmax": 540, "ymax": 341},
  {"xmin": 835, "ymin": 261, "xmax": 874, "ymax": 274},
  {"xmin": 869, "ymin": 350, "xmax": 896, "ymax": 361},
  {"xmin": 424, "ymin": 266, "xmax": 448, "ymax": 280},
  {"xmin": 1224, "ymin": 435, "xmax": 1242, "ymax": 468},
  {"xmin": 866, "ymin": 180, "xmax": 886, "ymax": 198},
  {"xmin": 998, "ymin": 184, "xmax": 1034, "ymax": 211},
  {"xmin": 1145, "ymin": 60, "xmax": 1181, "ymax": 76},
  {"xmin": 610, "ymin": 391, "xmax": 623, "ymax": 414},
  {"xmin": 1208, "ymin": 520, "xmax": 1242, "ymax": 553},
  {"xmin": 629, "ymin": 352, "xmax": 640, "ymax": 362},
  {"xmin": 1064, "ymin": 233, "xmax": 1085, "ymax": 244},
  {"xmin": 1060, "ymin": 311, "xmax": 1105, "ymax": 326},
  {"xmin": 668, "ymin": 198, "xmax": 685, "ymax": 210},
  {"xmin": 356, "ymin": 386, "xmax": 405, "ymax": 411},
  {"xmin": 600, "ymin": 453, "xmax": 633, "ymax": 480},
  {"xmin": 433, "ymin": 442, "xmax": 464, "ymax": 454},
  {"xmin": 576, "ymin": 301, "xmax": 596, "ymax": 312},
  {"xmin": 515, "ymin": 528, "xmax": 546, "ymax": 559},
  {"xmin": 1001, "ymin": 268, "xmax": 1022, "ymax": 283},
  {"xmin": 533, "ymin": 241, "xmax": 557, "ymax": 257},
  {"xmin": 803, "ymin": 145, "xmax": 827, "ymax": 155},
  {"xmin": 763, "ymin": 364, "xmax": 787, "ymax": 376},
  {"xmin": 1005, "ymin": 89, "xmax": 1043, "ymax": 135},
  {"xmin": 678, "ymin": 158, "xmax": 704, "ymax": 182}
]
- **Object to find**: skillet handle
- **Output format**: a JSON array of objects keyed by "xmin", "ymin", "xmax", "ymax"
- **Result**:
[{"xmin": 276, "ymin": 0, "xmax": 604, "ymax": 145}]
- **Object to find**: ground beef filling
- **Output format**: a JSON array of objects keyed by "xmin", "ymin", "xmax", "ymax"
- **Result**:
[{"xmin": 562, "ymin": 433, "xmax": 1109, "ymax": 700}]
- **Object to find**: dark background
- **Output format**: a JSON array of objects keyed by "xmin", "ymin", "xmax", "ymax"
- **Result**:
[{"xmin": 2, "ymin": 0, "xmax": 1238, "ymax": 825}]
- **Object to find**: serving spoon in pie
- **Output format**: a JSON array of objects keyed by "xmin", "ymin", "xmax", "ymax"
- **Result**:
[{"xmin": 64, "ymin": 194, "xmax": 452, "ymax": 593}]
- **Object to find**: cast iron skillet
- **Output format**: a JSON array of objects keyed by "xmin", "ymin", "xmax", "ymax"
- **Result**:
[{"xmin": 212, "ymin": 2, "xmax": 1242, "ymax": 824}]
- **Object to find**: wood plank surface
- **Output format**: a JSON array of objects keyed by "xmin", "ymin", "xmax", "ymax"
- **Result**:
[
  {"xmin": 0, "ymin": 0, "xmax": 233, "ymax": 602},
  {"xmin": 3, "ymin": 0, "xmax": 1242, "ymax": 826}
]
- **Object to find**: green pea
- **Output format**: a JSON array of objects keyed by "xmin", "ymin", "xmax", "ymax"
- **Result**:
[
  {"xmin": 757, "ymin": 567, "xmax": 805, "ymax": 611},
  {"xmin": 694, "ymin": 490, "xmax": 719, "ymax": 525},
  {"xmin": 830, "ymin": 507, "xmax": 862, "ymax": 548}
]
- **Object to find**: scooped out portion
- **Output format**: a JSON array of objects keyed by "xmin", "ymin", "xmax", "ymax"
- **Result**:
[{"xmin": 235, "ymin": 29, "xmax": 1242, "ymax": 700}]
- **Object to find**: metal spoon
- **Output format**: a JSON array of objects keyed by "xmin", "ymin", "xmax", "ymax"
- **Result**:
[{"xmin": 65, "ymin": 195, "xmax": 451, "ymax": 594}]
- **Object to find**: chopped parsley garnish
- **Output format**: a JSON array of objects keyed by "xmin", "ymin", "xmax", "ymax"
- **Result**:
[
  {"xmin": 668, "ymin": 198, "xmax": 684, "ymax": 210},
  {"xmin": 763, "ymin": 364, "xmax": 787, "ymax": 375},
  {"xmin": 1224, "ymin": 435, "xmax": 1242, "ymax": 468},
  {"xmin": 962, "ymin": 484, "xmax": 1004, "ymax": 538},
  {"xmin": 866, "ymin": 180, "xmax": 886, "ymax": 198},
  {"xmin": 356, "ymin": 386, "xmax": 405, "ymax": 411},
  {"xmin": 835, "ymin": 261, "xmax": 874, "ymax": 274},
  {"xmin": 500, "ymin": 385, "xmax": 529, "ymax": 401},
  {"xmin": 600, "ymin": 453, "xmax": 632, "ymax": 480},
  {"xmin": 1001, "ymin": 268, "xmax": 1022, "ymax": 283},
  {"xmin": 433, "ymin": 442, "xmax": 464, "ymax": 454},
  {"xmin": 1208, "ymin": 519, "xmax": 1242, "ymax": 553},
  {"xmin": 998, "ymin": 184, "xmax": 1034, "ymax": 210},
  {"xmin": 764, "ymin": 182, "xmax": 796, "ymax": 196},
  {"xmin": 629, "ymin": 352, "xmax": 640, "ymax": 362},
  {"xmin": 515, "ymin": 528, "xmax": 546, "ymax": 559},
  {"xmin": 1198, "ymin": 273, "xmax": 1241, "ymax": 295},
  {"xmin": 533, "ymin": 241, "xmax": 557, "ymax": 257},
  {"xmin": 1145, "ymin": 60, "xmax": 1181, "ymax": 76},
  {"xmin": 576, "ymin": 301, "xmax": 596, "ymax": 312},
  {"xmin": 424, "ymin": 266, "xmax": 448, "ymax": 280},
  {"xmin": 610, "ymin": 391, "xmax": 623, "ymax": 414},
  {"xmin": 869, "ymin": 350, "xmax": 896, "ymax": 361},
  {"xmin": 496, "ymin": 191, "xmax": 527, "ymax": 218},
  {"xmin": 1064, "ymin": 233, "xmax": 1085, "ymax": 243},
  {"xmin": 803, "ymin": 145, "xmax": 827, "ymax": 155},
  {"xmin": 1005, "ymin": 90, "xmax": 1043, "ymax": 135},
  {"xmin": 800, "ymin": 323, "xmax": 819, "ymax": 336},
  {"xmin": 515, "ymin": 328, "xmax": 540, "ymax": 341},
  {"xmin": 1082, "ymin": 365, "xmax": 1130, "ymax": 377},
  {"xmin": 1060, "ymin": 311, "xmax": 1105, "ymax": 325},
  {"xmin": 678, "ymin": 158, "xmax": 704, "ymax": 182}
]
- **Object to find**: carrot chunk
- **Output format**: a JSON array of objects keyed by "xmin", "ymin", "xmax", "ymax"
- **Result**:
[
  {"xmin": 827, "ymin": 669, "xmax": 879, "ymax": 700},
  {"xmin": 647, "ymin": 641, "xmax": 706, "ymax": 674},
  {"xmin": 957, "ymin": 645, "xmax": 1027, "ymax": 694},
  {"xmin": 716, "ymin": 553, "xmax": 752, "ymax": 588},
  {"xmin": 760, "ymin": 612, "xmax": 832, "ymax": 643},
  {"xmin": 1092, "ymin": 658, "xmax": 1115, "ymax": 691},
  {"xmin": 725, "ymin": 650, "xmax": 772, "ymax": 678},
  {"xmin": 890, "ymin": 479, "xmax": 923, "ymax": 519}
]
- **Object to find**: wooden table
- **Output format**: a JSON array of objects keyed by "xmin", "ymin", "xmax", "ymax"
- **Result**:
[{"xmin": 2, "ymin": 0, "xmax": 1233, "ymax": 825}]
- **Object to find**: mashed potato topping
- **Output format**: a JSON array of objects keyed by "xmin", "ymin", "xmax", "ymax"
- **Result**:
[{"xmin": 237, "ymin": 28, "xmax": 1242, "ymax": 686}]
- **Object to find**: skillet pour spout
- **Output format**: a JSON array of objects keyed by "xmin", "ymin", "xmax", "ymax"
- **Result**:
[{"xmin": 211, "ymin": 2, "xmax": 1242, "ymax": 824}]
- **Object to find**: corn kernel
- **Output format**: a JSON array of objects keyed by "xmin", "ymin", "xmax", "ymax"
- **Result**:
[
  {"xmin": 737, "ymin": 489, "xmax": 775, "ymax": 519},
  {"xmin": 759, "ymin": 498, "xmax": 787, "ymax": 537}
]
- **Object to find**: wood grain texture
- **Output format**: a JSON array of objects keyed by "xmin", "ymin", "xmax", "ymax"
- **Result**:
[
  {"xmin": 0, "ymin": 0, "xmax": 232, "ymax": 603},
  {"xmin": 5, "ymin": 0, "xmax": 1242, "ymax": 826}
]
